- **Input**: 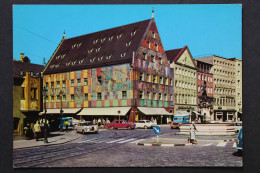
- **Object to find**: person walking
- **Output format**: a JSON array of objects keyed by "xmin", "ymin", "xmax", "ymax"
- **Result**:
[
  {"xmin": 33, "ymin": 121, "xmax": 41, "ymax": 141},
  {"xmin": 98, "ymin": 118, "xmax": 101, "ymax": 127},
  {"xmin": 189, "ymin": 122, "xmax": 198, "ymax": 144},
  {"xmin": 64, "ymin": 120, "xmax": 69, "ymax": 132}
]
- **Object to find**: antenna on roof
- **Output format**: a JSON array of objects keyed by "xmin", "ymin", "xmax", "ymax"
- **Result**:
[
  {"xmin": 43, "ymin": 57, "xmax": 46, "ymax": 66},
  {"xmin": 152, "ymin": 8, "xmax": 154, "ymax": 19},
  {"xmin": 63, "ymin": 30, "xmax": 66, "ymax": 39}
]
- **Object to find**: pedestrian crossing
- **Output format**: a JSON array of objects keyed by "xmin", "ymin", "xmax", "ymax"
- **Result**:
[
  {"xmin": 201, "ymin": 142, "xmax": 237, "ymax": 148},
  {"xmin": 74, "ymin": 138, "xmax": 144, "ymax": 144}
]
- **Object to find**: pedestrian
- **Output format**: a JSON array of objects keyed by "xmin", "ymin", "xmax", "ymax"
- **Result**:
[
  {"xmin": 98, "ymin": 118, "xmax": 101, "ymax": 127},
  {"xmin": 151, "ymin": 117, "xmax": 154, "ymax": 123},
  {"xmin": 189, "ymin": 122, "xmax": 198, "ymax": 144},
  {"xmin": 154, "ymin": 118, "xmax": 157, "ymax": 124},
  {"xmin": 93, "ymin": 118, "xmax": 96, "ymax": 125},
  {"xmin": 64, "ymin": 120, "xmax": 69, "ymax": 132},
  {"xmin": 167, "ymin": 117, "xmax": 169, "ymax": 124},
  {"xmin": 106, "ymin": 118, "xmax": 110, "ymax": 124},
  {"xmin": 33, "ymin": 121, "xmax": 41, "ymax": 141}
]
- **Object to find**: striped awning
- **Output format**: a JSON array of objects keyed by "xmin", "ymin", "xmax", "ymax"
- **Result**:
[
  {"xmin": 77, "ymin": 107, "xmax": 131, "ymax": 116},
  {"xmin": 137, "ymin": 107, "xmax": 172, "ymax": 115}
]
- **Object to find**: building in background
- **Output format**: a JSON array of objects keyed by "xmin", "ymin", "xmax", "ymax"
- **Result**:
[
  {"xmin": 166, "ymin": 46, "xmax": 197, "ymax": 121},
  {"xmin": 195, "ymin": 59, "xmax": 214, "ymax": 121},
  {"xmin": 13, "ymin": 53, "xmax": 44, "ymax": 135},
  {"xmin": 196, "ymin": 56, "xmax": 237, "ymax": 122},
  {"xmin": 42, "ymin": 16, "xmax": 173, "ymax": 125},
  {"xmin": 230, "ymin": 58, "xmax": 242, "ymax": 121}
]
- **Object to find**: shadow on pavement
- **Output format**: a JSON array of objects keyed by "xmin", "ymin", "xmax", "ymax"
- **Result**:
[{"xmin": 233, "ymin": 151, "xmax": 243, "ymax": 157}]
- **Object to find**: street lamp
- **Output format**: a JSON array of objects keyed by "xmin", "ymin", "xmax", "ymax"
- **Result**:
[
  {"xmin": 59, "ymin": 89, "xmax": 64, "ymax": 132},
  {"xmin": 42, "ymin": 86, "xmax": 48, "ymax": 143},
  {"xmin": 118, "ymin": 110, "xmax": 121, "ymax": 121}
]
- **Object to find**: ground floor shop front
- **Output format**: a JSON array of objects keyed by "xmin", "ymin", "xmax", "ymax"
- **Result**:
[{"xmin": 214, "ymin": 109, "xmax": 236, "ymax": 122}]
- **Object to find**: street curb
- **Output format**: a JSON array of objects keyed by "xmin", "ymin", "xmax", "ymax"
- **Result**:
[
  {"xmin": 13, "ymin": 134, "xmax": 81, "ymax": 150},
  {"xmin": 137, "ymin": 143, "xmax": 193, "ymax": 147}
]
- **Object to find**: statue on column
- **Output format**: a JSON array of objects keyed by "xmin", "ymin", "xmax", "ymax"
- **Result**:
[{"xmin": 201, "ymin": 80, "xmax": 207, "ymax": 102}]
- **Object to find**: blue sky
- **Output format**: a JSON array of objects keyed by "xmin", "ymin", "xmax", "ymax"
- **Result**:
[{"xmin": 13, "ymin": 4, "xmax": 242, "ymax": 65}]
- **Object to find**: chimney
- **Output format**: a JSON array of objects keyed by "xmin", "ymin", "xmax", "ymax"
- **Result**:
[{"xmin": 20, "ymin": 53, "xmax": 24, "ymax": 61}]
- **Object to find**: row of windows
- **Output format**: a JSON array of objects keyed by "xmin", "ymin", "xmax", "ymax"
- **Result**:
[
  {"xmin": 139, "ymin": 91, "xmax": 173, "ymax": 101},
  {"xmin": 215, "ymin": 98, "xmax": 236, "ymax": 107},
  {"xmin": 198, "ymin": 86, "xmax": 213, "ymax": 94},
  {"xmin": 175, "ymin": 81, "xmax": 196, "ymax": 90},
  {"xmin": 214, "ymin": 88, "xmax": 235, "ymax": 95},
  {"xmin": 213, "ymin": 68, "xmax": 235, "ymax": 77},
  {"xmin": 139, "ymin": 73, "xmax": 173, "ymax": 86},
  {"xmin": 175, "ymin": 95, "xmax": 197, "ymax": 105},
  {"xmin": 214, "ymin": 60, "xmax": 235, "ymax": 68},
  {"xmin": 21, "ymin": 87, "xmax": 38, "ymax": 100},
  {"xmin": 46, "ymin": 78, "xmax": 89, "ymax": 88},
  {"xmin": 142, "ymin": 53, "xmax": 163, "ymax": 64},
  {"xmin": 214, "ymin": 78, "xmax": 235, "ymax": 86},
  {"xmin": 198, "ymin": 74, "xmax": 213, "ymax": 82},
  {"xmin": 175, "ymin": 68, "xmax": 196, "ymax": 78}
]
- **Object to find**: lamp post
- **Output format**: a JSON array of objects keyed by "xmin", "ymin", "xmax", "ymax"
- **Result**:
[
  {"xmin": 118, "ymin": 110, "xmax": 121, "ymax": 121},
  {"xmin": 42, "ymin": 86, "xmax": 48, "ymax": 143},
  {"xmin": 59, "ymin": 89, "xmax": 64, "ymax": 132}
]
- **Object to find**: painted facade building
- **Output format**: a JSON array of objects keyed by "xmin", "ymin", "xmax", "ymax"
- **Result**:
[
  {"xmin": 230, "ymin": 58, "xmax": 242, "ymax": 121},
  {"xmin": 196, "ymin": 56, "xmax": 237, "ymax": 122},
  {"xmin": 166, "ymin": 46, "xmax": 197, "ymax": 120},
  {"xmin": 43, "ymin": 17, "xmax": 173, "ymax": 124},
  {"xmin": 13, "ymin": 54, "xmax": 44, "ymax": 135}
]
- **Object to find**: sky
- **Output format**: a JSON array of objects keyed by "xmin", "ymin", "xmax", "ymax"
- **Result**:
[{"xmin": 13, "ymin": 4, "xmax": 242, "ymax": 65}]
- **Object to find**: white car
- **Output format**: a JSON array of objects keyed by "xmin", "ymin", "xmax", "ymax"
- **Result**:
[
  {"xmin": 135, "ymin": 120, "xmax": 157, "ymax": 129},
  {"xmin": 75, "ymin": 121, "xmax": 98, "ymax": 134}
]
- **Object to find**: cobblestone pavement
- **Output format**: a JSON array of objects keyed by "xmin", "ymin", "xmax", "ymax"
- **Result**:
[{"xmin": 13, "ymin": 126, "xmax": 242, "ymax": 168}]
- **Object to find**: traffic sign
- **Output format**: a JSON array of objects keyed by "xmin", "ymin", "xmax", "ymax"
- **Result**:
[{"xmin": 153, "ymin": 126, "xmax": 161, "ymax": 135}]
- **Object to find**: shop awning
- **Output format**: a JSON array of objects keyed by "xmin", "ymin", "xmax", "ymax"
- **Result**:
[
  {"xmin": 137, "ymin": 107, "xmax": 172, "ymax": 115},
  {"xmin": 192, "ymin": 111, "xmax": 201, "ymax": 115},
  {"xmin": 40, "ymin": 108, "xmax": 82, "ymax": 115},
  {"xmin": 77, "ymin": 107, "xmax": 131, "ymax": 116},
  {"xmin": 174, "ymin": 111, "xmax": 190, "ymax": 117}
]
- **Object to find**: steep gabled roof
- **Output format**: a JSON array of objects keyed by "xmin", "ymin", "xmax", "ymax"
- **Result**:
[
  {"xmin": 165, "ymin": 46, "xmax": 187, "ymax": 63},
  {"xmin": 13, "ymin": 60, "xmax": 44, "ymax": 78},
  {"xmin": 44, "ymin": 19, "xmax": 152, "ymax": 75}
]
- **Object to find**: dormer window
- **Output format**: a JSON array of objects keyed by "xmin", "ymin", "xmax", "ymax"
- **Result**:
[
  {"xmin": 55, "ymin": 64, "xmax": 60, "ymax": 68},
  {"xmin": 79, "ymin": 59, "xmax": 84, "ymax": 64},
  {"xmin": 101, "ymin": 37, "xmax": 106, "ymax": 43},
  {"xmin": 117, "ymin": 34, "xmax": 122, "ymax": 39},
  {"xmin": 126, "ymin": 41, "xmax": 131, "ymax": 46},
  {"xmin": 109, "ymin": 36, "xmax": 114, "ymax": 41},
  {"xmin": 61, "ymin": 53, "xmax": 66, "ymax": 58},
  {"xmin": 56, "ymin": 55, "xmax": 61, "ymax": 59},
  {"xmin": 96, "ymin": 47, "xmax": 101, "ymax": 52},
  {"xmin": 50, "ymin": 65, "xmax": 55, "ymax": 68},
  {"xmin": 72, "ymin": 60, "xmax": 77, "ymax": 65},
  {"xmin": 72, "ymin": 44, "xmax": 77, "ymax": 49},
  {"xmin": 98, "ymin": 56, "xmax": 103, "ymax": 61},
  {"xmin": 77, "ymin": 42, "xmax": 82, "ymax": 48},
  {"xmin": 121, "ymin": 53, "xmax": 126, "ymax": 57},
  {"xmin": 88, "ymin": 49, "xmax": 93, "ymax": 54},
  {"xmin": 152, "ymin": 32, "xmax": 156, "ymax": 38},
  {"xmin": 131, "ymin": 30, "xmax": 137, "ymax": 36},
  {"xmin": 90, "ymin": 57, "xmax": 96, "ymax": 63},
  {"xmin": 106, "ymin": 54, "xmax": 112, "ymax": 59},
  {"xmin": 93, "ymin": 39, "xmax": 98, "ymax": 44},
  {"xmin": 66, "ymin": 61, "xmax": 71, "ymax": 66}
]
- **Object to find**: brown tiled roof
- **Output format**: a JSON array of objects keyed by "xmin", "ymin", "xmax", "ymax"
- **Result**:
[
  {"xmin": 165, "ymin": 46, "xmax": 187, "ymax": 63},
  {"xmin": 194, "ymin": 58, "xmax": 214, "ymax": 65},
  {"xmin": 13, "ymin": 60, "xmax": 44, "ymax": 78},
  {"xmin": 44, "ymin": 19, "xmax": 152, "ymax": 75}
]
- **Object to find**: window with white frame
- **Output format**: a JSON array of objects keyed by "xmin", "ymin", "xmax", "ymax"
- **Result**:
[
  {"xmin": 56, "ymin": 81, "xmax": 60, "ymax": 88},
  {"xmin": 122, "ymin": 91, "xmax": 127, "ymax": 99},
  {"xmin": 51, "ymin": 96, "xmax": 54, "ymax": 102},
  {"xmin": 84, "ymin": 78, "xmax": 88, "ymax": 86},
  {"xmin": 147, "ymin": 41, "xmax": 150, "ymax": 49},
  {"xmin": 71, "ymin": 80, "xmax": 74, "ymax": 87},
  {"xmin": 155, "ymin": 44, "xmax": 158, "ymax": 51},
  {"xmin": 175, "ymin": 80, "xmax": 178, "ymax": 87},
  {"xmin": 170, "ymin": 94, "xmax": 173, "ymax": 101},
  {"xmin": 97, "ymin": 93, "xmax": 102, "ymax": 100},
  {"xmin": 70, "ymin": 94, "xmax": 74, "ymax": 101},
  {"xmin": 77, "ymin": 79, "xmax": 81, "ymax": 86},
  {"xmin": 51, "ymin": 82, "xmax": 54, "ymax": 89},
  {"xmin": 142, "ymin": 53, "xmax": 147, "ymax": 60},
  {"xmin": 140, "ymin": 91, "xmax": 144, "ymax": 99},
  {"xmin": 153, "ymin": 75, "xmax": 157, "ymax": 83},
  {"xmin": 164, "ymin": 94, "xmax": 167, "ymax": 101},
  {"xmin": 153, "ymin": 93, "xmax": 157, "ymax": 100},
  {"xmin": 198, "ymin": 74, "xmax": 200, "ymax": 80},
  {"xmin": 84, "ymin": 93, "xmax": 88, "ymax": 101},
  {"xmin": 159, "ymin": 93, "xmax": 162, "ymax": 100},
  {"xmin": 62, "ymin": 81, "xmax": 65, "ymax": 88},
  {"xmin": 165, "ymin": 78, "xmax": 168, "ymax": 85},
  {"xmin": 147, "ymin": 92, "xmax": 151, "ymax": 99},
  {"xmin": 151, "ymin": 55, "xmax": 155, "ymax": 62},
  {"xmin": 159, "ymin": 57, "xmax": 162, "ymax": 64},
  {"xmin": 170, "ymin": 79, "xmax": 173, "ymax": 86},
  {"xmin": 159, "ymin": 77, "xmax": 163, "ymax": 84},
  {"xmin": 140, "ymin": 73, "xmax": 144, "ymax": 81},
  {"xmin": 146, "ymin": 74, "xmax": 151, "ymax": 82},
  {"xmin": 152, "ymin": 32, "xmax": 155, "ymax": 38},
  {"xmin": 62, "ymin": 95, "xmax": 66, "ymax": 102}
]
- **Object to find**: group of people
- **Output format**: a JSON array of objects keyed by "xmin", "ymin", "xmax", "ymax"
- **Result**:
[
  {"xmin": 92, "ymin": 118, "xmax": 110, "ymax": 127},
  {"xmin": 24, "ymin": 119, "xmax": 50, "ymax": 141}
]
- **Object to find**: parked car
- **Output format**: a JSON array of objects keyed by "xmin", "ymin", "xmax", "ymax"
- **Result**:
[
  {"xmin": 105, "ymin": 120, "xmax": 135, "ymax": 130},
  {"xmin": 75, "ymin": 121, "xmax": 98, "ymax": 134},
  {"xmin": 235, "ymin": 128, "xmax": 243, "ymax": 154},
  {"xmin": 234, "ymin": 121, "xmax": 242, "ymax": 133},
  {"xmin": 135, "ymin": 120, "xmax": 157, "ymax": 129}
]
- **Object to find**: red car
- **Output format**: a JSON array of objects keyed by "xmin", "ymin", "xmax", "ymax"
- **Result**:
[{"xmin": 105, "ymin": 120, "xmax": 135, "ymax": 130}]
